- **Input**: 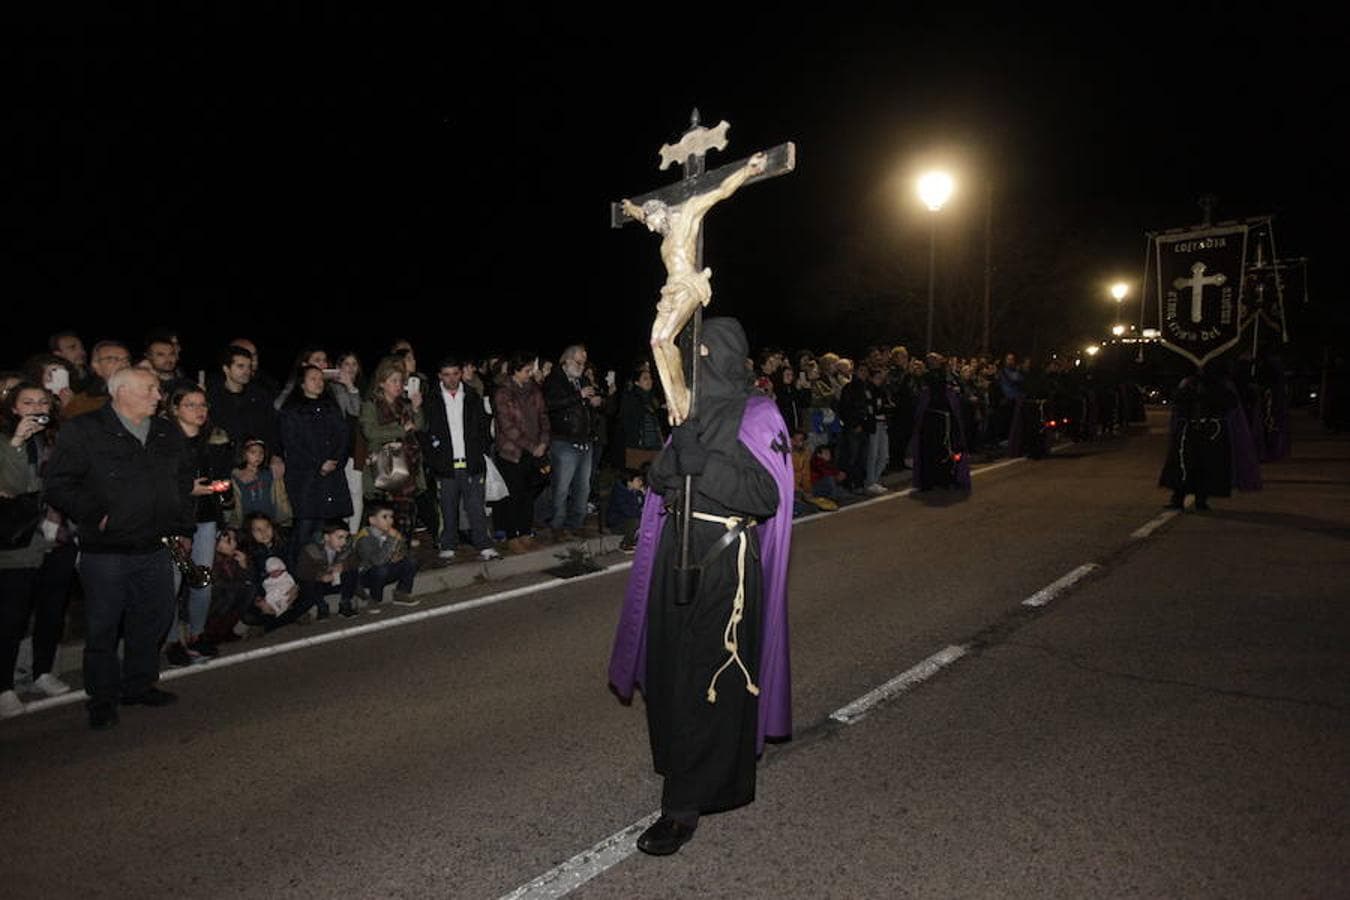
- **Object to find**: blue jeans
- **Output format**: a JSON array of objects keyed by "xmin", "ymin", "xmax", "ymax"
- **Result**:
[
  {"xmin": 548, "ymin": 439, "xmax": 593, "ymax": 530},
  {"xmin": 361, "ymin": 559, "xmax": 418, "ymax": 602},
  {"xmin": 79, "ymin": 549, "xmax": 175, "ymax": 706},
  {"xmin": 866, "ymin": 421, "xmax": 890, "ymax": 485},
  {"xmin": 437, "ymin": 472, "xmax": 491, "ymax": 551},
  {"xmin": 299, "ymin": 571, "xmax": 357, "ymax": 614}
]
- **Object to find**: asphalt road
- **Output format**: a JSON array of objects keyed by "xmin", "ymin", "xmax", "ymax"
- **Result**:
[{"xmin": 3, "ymin": 412, "xmax": 1347, "ymax": 898}]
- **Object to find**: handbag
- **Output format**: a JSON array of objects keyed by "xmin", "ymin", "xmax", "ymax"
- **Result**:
[
  {"xmin": 483, "ymin": 455, "xmax": 509, "ymax": 502},
  {"xmin": 372, "ymin": 441, "xmax": 413, "ymax": 493},
  {"xmin": 0, "ymin": 492, "xmax": 44, "ymax": 549}
]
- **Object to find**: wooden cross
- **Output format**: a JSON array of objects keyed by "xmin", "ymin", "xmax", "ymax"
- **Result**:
[
  {"xmin": 611, "ymin": 110, "xmax": 795, "ymax": 603},
  {"xmin": 612, "ymin": 110, "xmax": 795, "ymax": 425}
]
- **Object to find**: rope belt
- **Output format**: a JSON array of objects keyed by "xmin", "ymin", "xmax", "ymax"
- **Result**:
[{"xmin": 690, "ymin": 511, "xmax": 760, "ymax": 704}]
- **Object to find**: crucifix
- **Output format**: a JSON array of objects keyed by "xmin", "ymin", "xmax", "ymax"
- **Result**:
[
  {"xmin": 612, "ymin": 110, "xmax": 796, "ymax": 425},
  {"xmin": 1173, "ymin": 261, "xmax": 1227, "ymax": 323},
  {"xmin": 612, "ymin": 110, "xmax": 795, "ymax": 604}
]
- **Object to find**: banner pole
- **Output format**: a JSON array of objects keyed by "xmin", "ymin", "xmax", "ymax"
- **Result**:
[{"xmin": 1137, "ymin": 233, "xmax": 1153, "ymax": 363}]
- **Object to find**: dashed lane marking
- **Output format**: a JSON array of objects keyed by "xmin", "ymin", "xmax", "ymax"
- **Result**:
[
  {"xmin": 1020, "ymin": 563, "xmax": 1101, "ymax": 608},
  {"xmin": 829, "ymin": 644, "xmax": 970, "ymax": 725},
  {"xmin": 1131, "ymin": 508, "xmax": 1181, "ymax": 539}
]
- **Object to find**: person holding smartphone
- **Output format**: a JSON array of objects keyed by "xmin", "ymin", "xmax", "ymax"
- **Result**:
[
  {"xmin": 165, "ymin": 386, "xmax": 235, "ymax": 664},
  {"xmin": 1, "ymin": 383, "xmax": 78, "ymax": 718}
]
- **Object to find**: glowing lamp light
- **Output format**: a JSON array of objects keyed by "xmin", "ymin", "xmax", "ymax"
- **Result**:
[
  {"xmin": 1047, "ymin": 419, "xmax": 1058, "ymax": 428},
  {"xmin": 952, "ymin": 453, "xmax": 963, "ymax": 462},
  {"xmin": 1111, "ymin": 324, "xmax": 1126, "ymax": 336},
  {"xmin": 1142, "ymin": 327, "xmax": 1161, "ymax": 339},
  {"xmin": 1110, "ymin": 282, "xmax": 1129, "ymax": 301},
  {"xmin": 917, "ymin": 171, "xmax": 955, "ymax": 211},
  {"xmin": 1084, "ymin": 345, "xmax": 1100, "ymax": 357}
]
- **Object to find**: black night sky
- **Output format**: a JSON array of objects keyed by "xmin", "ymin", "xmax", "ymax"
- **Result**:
[{"xmin": 7, "ymin": 7, "xmax": 1344, "ymax": 379}]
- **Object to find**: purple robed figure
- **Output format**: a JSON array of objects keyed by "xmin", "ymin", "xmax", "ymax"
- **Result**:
[
  {"xmin": 608, "ymin": 394, "xmax": 794, "ymax": 752},
  {"xmin": 909, "ymin": 377, "xmax": 972, "ymax": 491}
]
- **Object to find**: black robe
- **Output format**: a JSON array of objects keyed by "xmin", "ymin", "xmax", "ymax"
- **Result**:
[
  {"xmin": 643, "ymin": 318, "xmax": 780, "ymax": 815},
  {"xmin": 1159, "ymin": 374, "xmax": 1239, "ymax": 498}
]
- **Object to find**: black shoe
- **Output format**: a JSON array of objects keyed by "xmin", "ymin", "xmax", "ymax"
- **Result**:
[
  {"xmin": 88, "ymin": 704, "xmax": 119, "ymax": 731},
  {"xmin": 188, "ymin": 639, "xmax": 218, "ymax": 658},
  {"xmin": 339, "ymin": 605, "xmax": 358, "ymax": 618},
  {"xmin": 164, "ymin": 643, "xmax": 192, "ymax": 668},
  {"xmin": 1194, "ymin": 499, "xmax": 1211, "ymax": 512},
  {"xmin": 120, "ymin": 687, "xmax": 178, "ymax": 707},
  {"xmin": 316, "ymin": 605, "xmax": 331, "ymax": 620},
  {"xmin": 636, "ymin": 817, "xmax": 697, "ymax": 856}
]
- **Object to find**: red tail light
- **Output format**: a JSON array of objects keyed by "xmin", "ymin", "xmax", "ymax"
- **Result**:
[{"xmin": 952, "ymin": 453, "xmax": 963, "ymax": 461}]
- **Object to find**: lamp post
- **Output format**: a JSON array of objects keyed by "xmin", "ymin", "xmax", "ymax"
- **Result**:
[{"xmin": 917, "ymin": 171, "xmax": 954, "ymax": 355}]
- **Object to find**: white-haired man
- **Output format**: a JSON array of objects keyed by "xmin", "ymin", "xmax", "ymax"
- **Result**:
[
  {"xmin": 543, "ymin": 344, "xmax": 603, "ymax": 539},
  {"xmin": 46, "ymin": 367, "xmax": 196, "ymax": 730}
]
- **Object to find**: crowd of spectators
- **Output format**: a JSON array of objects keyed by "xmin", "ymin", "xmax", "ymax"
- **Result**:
[{"xmin": 0, "ymin": 326, "xmax": 1139, "ymax": 717}]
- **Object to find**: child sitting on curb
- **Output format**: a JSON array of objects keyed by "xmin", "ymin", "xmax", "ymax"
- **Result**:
[
  {"xmin": 355, "ymin": 501, "xmax": 419, "ymax": 609},
  {"xmin": 606, "ymin": 467, "xmax": 646, "ymax": 552},
  {"xmin": 296, "ymin": 518, "xmax": 358, "ymax": 619}
]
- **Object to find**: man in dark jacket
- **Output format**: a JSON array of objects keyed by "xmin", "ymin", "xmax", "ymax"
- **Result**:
[
  {"xmin": 543, "ymin": 344, "xmax": 603, "ymax": 538},
  {"xmin": 206, "ymin": 344, "xmax": 280, "ymax": 452},
  {"xmin": 45, "ymin": 367, "xmax": 196, "ymax": 730},
  {"xmin": 423, "ymin": 356, "xmax": 499, "ymax": 561},
  {"xmin": 836, "ymin": 361, "xmax": 872, "ymax": 492}
]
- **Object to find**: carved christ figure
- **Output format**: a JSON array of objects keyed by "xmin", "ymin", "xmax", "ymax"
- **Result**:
[{"xmin": 622, "ymin": 151, "xmax": 768, "ymax": 425}]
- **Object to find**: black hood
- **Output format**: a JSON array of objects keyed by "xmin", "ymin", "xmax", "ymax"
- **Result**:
[
  {"xmin": 692, "ymin": 317, "xmax": 752, "ymax": 454},
  {"xmin": 695, "ymin": 317, "xmax": 752, "ymax": 407}
]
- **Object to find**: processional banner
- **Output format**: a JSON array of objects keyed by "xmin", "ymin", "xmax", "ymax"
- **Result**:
[{"xmin": 1154, "ymin": 224, "xmax": 1249, "ymax": 368}]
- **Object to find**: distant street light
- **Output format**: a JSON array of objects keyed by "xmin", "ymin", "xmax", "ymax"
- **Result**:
[
  {"xmin": 1084, "ymin": 344, "xmax": 1101, "ymax": 357},
  {"xmin": 1110, "ymin": 282, "xmax": 1129, "ymax": 302},
  {"xmin": 1111, "ymin": 324, "xmax": 1126, "ymax": 336},
  {"xmin": 917, "ymin": 171, "xmax": 955, "ymax": 354}
]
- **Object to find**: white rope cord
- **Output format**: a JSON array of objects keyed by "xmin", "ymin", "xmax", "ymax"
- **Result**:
[
  {"xmin": 1178, "ymin": 418, "xmax": 1189, "ymax": 486},
  {"xmin": 690, "ymin": 512, "xmax": 760, "ymax": 703}
]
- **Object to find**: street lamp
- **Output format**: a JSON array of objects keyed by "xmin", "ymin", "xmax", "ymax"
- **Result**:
[{"xmin": 917, "ymin": 171, "xmax": 955, "ymax": 354}]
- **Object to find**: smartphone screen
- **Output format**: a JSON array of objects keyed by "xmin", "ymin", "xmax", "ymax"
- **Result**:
[
  {"xmin": 46, "ymin": 367, "xmax": 70, "ymax": 393},
  {"xmin": 406, "ymin": 375, "xmax": 421, "ymax": 394}
]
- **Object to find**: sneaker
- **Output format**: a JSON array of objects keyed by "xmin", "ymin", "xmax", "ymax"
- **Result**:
[
  {"xmin": 866, "ymin": 483, "xmax": 889, "ymax": 495},
  {"xmin": 33, "ymin": 673, "xmax": 72, "ymax": 697},
  {"xmin": 437, "ymin": 548, "xmax": 456, "ymax": 560},
  {"xmin": 391, "ymin": 591, "xmax": 420, "ymax": 607},
  {"xmin": 0, "ymin": 689, "xmax": 24, "ymax": 718},
  {"xmin": 479, "ymin": 547, "xmax": 501, "ymax": 561},
  {"xmin": 620, "ymin": 542, "xmax": 637, "ymax": 555}
]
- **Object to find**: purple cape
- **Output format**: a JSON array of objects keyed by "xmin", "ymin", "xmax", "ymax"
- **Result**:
[
  {"xmin": 1226, "ymin": 405, "xmax": 1264, "ymax": 491},
  {"xmin": 607, "ymin": 395, "xmax": 794, "ymax": 753},
  {"xmin": 910, "ymin": 383, "xmax": 972, "ymax": 490}
]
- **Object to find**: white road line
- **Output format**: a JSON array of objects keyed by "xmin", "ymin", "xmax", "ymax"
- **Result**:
[
  {"xmin": 498, "ymin": 811, "xmax": 661, "ymax": 900},
  {"xmin": 11, "ymin": 456, "xmax": 1029, "ymax": 721},
  {"xmin": 1020, "ymin": 563, "xmax": 1100, "ymax": 608},
  {"xmin": 15, "ymin": 563, "xmax": 632, "ymax": 718},
  {"xmin": 828, "ymin": 644, "xmax": 970, "ymax": 725},
  {"xmin": 1131, "ymin": 508, "xmax": 1180, "ymax": 539}
]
